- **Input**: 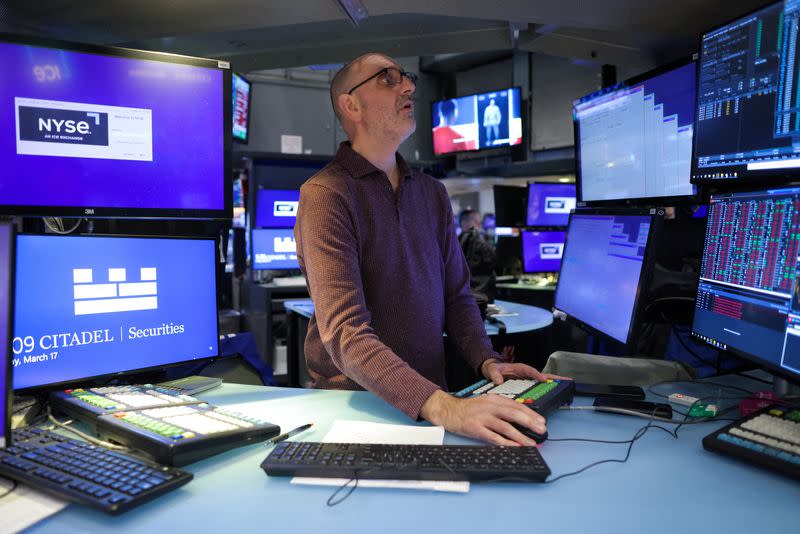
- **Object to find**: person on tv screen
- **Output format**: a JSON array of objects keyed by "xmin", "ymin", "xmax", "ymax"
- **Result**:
[
  {"xmin": 483, "ymin": 98, "xmax": 502, "ymax": 145},
  {"xmin": 433, "ymin": 99, "xmax": 476, "ymax": 154},
  {"xmin": 295, "ymin": 52, "xmax": 565, "ymax": 446}
]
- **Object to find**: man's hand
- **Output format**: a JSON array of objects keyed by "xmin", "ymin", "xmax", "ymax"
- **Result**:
[{"xmin": 480, "ymin": 358, "xmax": 569, "ymax": 386}]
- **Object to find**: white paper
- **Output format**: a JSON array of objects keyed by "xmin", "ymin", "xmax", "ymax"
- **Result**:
[
  {"xmin": 280, "ymin": 134, "xmax": 303, "ymax": 154},
  {"xmin": 0, "ymin": 481, "xmax": 68, "ymax": 533}
]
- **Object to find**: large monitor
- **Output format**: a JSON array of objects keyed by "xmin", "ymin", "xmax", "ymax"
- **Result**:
[
  {"xmin": 574, "ymin": 58, "xmax": 697, "ymax": 204},
  {"xmin": 526, "ymin": 183, "xmax": 576, "ymax": 227},
  {"xmin": 691, "ymin": 187, "xmax": 800, "ymax": 383},
  {"xmin": 553, "ymin": 209, "xmax": 661, "ymax": 348},
  {"xmin": 692, "ymin": 1, "xmax": 800, "ymax": 185},
  {"xmin": 0, "ymin": 223, "xmax": 14, "ymax": 448},
  {"xmin": 0, "ymin": 33, "xmax": 231, "ymax": 219},
  {"xmin": 494, "ymin": 185, "xmax": 527, "ymax": 228},
  {"xmin": 232, "ymin": 72, "xmax": 252, "ymax": 144},
  {"xmin": 522, "ymin": 230, "xmax": 566, "ymax": 273},
  {"xmin": 432, "ymin": 87, "xmax": 522, "ymax": 155},
  {"xmin": 12, "ymin": 235, "xmax": 219, "ymax": 392},
  {"xmin": 251, "ymin": 228, "xmax": 299, "ymax": 271},
  {"xmin": 255, "ymin": 189, "xmax": 300, "ymax": 229}
]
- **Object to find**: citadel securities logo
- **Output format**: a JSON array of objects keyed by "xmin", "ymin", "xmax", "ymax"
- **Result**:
[
  {"xmin": 273, "ymin": 200, "xmax": 299, "ymax": 217},
  {"xmin": 544, "ymin": 196, "xmax": 576, "ymax": 215},
  {"xmin": 72, "ymin": 267, "xmax": 158, "ymax": 316},
  {"xmin": 539, "ymin": 243, "xmax": 564, "ymax": 260},
  {"xmin": 18, "ymin": 106, "xmax": 109, "ymax": 146}
]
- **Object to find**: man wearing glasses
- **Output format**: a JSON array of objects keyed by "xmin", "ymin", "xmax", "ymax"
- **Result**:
[{"xmin": 295, "ymin": 53, "xmax": 563, "ymax": 446}]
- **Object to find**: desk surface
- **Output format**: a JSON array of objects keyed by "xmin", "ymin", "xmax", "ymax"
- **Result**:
[
  {"xmin": 284, "ymin": 299, "xmax": 553, "ymax": 335},
  {"xmin": 27, "ymin": 380, "xmax": 797, "ymax": 533}
]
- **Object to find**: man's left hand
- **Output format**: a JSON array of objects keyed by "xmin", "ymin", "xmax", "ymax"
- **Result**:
[{"xmin": 481, "ymin": 358, "xmax": 569, "ymax": 385}]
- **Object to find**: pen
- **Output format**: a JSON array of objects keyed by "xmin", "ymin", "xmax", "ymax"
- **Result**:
[{"xmin": 266, "ymin": 423, "xmax": 314, "ymax": 445}]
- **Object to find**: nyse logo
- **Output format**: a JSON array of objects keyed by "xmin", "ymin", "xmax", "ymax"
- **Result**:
[
  {"xmin": 18, "ymin": 106, "xmax": 109, "ymax": 146},
  {"xmin": 72, "ymin": 267, "xmax": 158, "ymax": 316},
  {"xmin": 544, "ymin": 196, "xmax": 575, "ymax": 215},
  {"xmin": 273, "ymin": 237, "xmax": 297, "ymax": 253},
  {"xmin": 273, "ymin": 201, "xmax": 299, "ymax": 217},
  {"xmin": 539, "ymin": 243, "xmax": 564, "ymax": 260}
]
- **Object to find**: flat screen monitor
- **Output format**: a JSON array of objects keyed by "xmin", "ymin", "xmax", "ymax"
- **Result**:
[
  {"xmin": 522, "ymin": 230, "xmax": 566, "ymax": 273},
  {"xmin": 0, "ymin": 223, "xmax": 14, "ymax": 448},
  {"xmin": 432, "ymin": 87, "xmax": 522, "ymax": 155},
  {"xmin": 554, "ymin": 209, "xmax": 661, "ymax": 348},
  {"xmin": 692, "ymin": 1, "xmax": 800, "ymax": 185},
  {"xmin": 232, "ymin": 72, "xmax": 251, "ymax": 143},
  {"xmin": 12, "ymin": 234, "xmax": 219, "ymax": 392},
  {"xmin": 574, "ymin": 58, "xmax": 697, "ymax": 204},
  {"xmin": 0, "ymin": 33, "xmax": 231, "ymax": 219},
  {"xmin": 526, "ymin": 183, "xmax": 576, "ymax": 227},
  {"xmin": 255, "ymin": 189, "xmax": 300, "ymax": 229},
  {"xmin": 691, "ymin": 187, "xmax": 800, "ymax": 383},
  {"xmin": 494, "ymin": 185, "xmax": 527, "ymax": 228},
  {"xmin": 251, "ymin": 228, "xmax": 299, "ymax": 271}
]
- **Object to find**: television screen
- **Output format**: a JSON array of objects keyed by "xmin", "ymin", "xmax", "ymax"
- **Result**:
[
  {"xmin": 526, "ymin": 183, "xmax": 576, "ymax": 227},
  {"xmin": 432, "ymin": 87, "xmax": 522, "ymax": 155},
  {"xmin": 251, "ymin": 228, "xmax": 299, "ymax": 270},
  {"xmin": 494, "ymin": 185, "xmax": 527, "ymax": 228},
  {"xmin": 256, "ymin": 189, "xmax": 300, "ymax": 228},
  {"xmin": 522, "ymin": 230, "xmax": 566, "ymax": 273},
  {"xmin": 232, "ymin": 73, "xmax": 251, "ymax": 143},
  {"xmin": 0, "ymin": 35, "xmax": 230, "ymax": 218}
]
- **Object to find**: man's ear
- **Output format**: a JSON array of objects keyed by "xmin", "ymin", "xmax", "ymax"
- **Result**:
[{"xmin": 338, "ymin": 93, "xmax": 361, "ymax": 123}]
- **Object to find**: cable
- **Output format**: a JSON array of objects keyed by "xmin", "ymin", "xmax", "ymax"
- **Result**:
[
  {"xmin": 43, "ymin": 217, "xmax": 82, "ymax": 235},
  {"xmin": 327, "ymin": 476, "xmax": 359, "ymax": 506},
  {"xmin": 46, "ymin": 407, "xmax": 131, "ymax": 452},
  {"xmin": 560, "ymin": 405, "xmax": 719, "ymax": 424},
  {"xmin": 0, "ymin": 479, "xmax": 17, "ymax": 499}
]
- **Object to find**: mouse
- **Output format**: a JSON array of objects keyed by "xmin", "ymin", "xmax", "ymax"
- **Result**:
[{"xmin": 513, "ymin": 424, "xmax": 548, "ymax": 444}]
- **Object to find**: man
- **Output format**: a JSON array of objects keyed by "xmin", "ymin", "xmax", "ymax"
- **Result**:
[
  {"xmin": 483, "ymin": 98, "xmax": 502, "ymax": 145},
  {"xmin": 432, "ymin": 99, "xmax": 476, "ymax": 154},
  {"xmin": 458, "ymin": 209, "xmax": 496, "ymax": 302},
  {"xmin": 295, "ymin": 53, "xmax": 563, "ymax": 446}
]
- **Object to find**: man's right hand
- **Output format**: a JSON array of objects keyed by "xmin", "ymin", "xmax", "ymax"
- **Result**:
[{"xmin": 419, "ymin": 389, "xmax": 546, "ymax": 447}]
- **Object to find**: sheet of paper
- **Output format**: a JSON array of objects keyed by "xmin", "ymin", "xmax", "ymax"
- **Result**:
[
  {"xmin": 291, "ymin": 420, "xmax": 469, "ymax": 493},
  {"xmin": 0, "ymin": 481, "xmax": 68, "ymax": 534}
]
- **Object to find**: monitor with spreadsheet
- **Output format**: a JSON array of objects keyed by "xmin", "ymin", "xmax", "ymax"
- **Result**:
[
  {"xmin": 251, "ymin": 228, "xmax": 299, "ymax": 270},
  {"xmin": 12, "ymin": 234, "xmax": 219, "ymax": 392},
  {"xmin": 691, "ymin": 187, "xmax": 800, "ymax": 382},
  {"xmin": 526, "ymin": 183, "xmax": 576, "ymax": 227},
  {"xmin": 522, "ymin": 230, "xmax": 566, "ymax": 273},
  {"xmin": 0, "ymin": 223, "xmax": 14, "ymax": 447},
  {"xmin": 693, "ymin": 1, "xmax": 800, "ymax": 184},
  {"xmin": 553, "ymin": 210, "xmax": 661, "ymax": 348}
]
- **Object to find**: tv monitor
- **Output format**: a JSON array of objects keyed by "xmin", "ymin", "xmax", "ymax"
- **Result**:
[
  {"xmin": 432, "ymin": 87, "xmax": 522, "ymax": 155},
  {"xmin": 553, "ymin": 209, "xmax": 662, "ymax": 348},
  {"xmin": 255, "ymin": 189, "xmax": 300, "ymax": 229},
  {"xmin": 251, "ymin": 228, "xmax": 299, "ymax": 271},
  {"xmin": 526, "ymin": 183, "xmax": 576, "ymax": 227},
  {"xmin": 522, "ymin": 230, "xmax": 566, "ymax": 273},
  {"xmin": 0, "ymin": 223, "xmax": 14, "ymax": 448},
  {"xmin": 691, "ymin": 187, "xmax": 800, "ymax": 383},
  {"xmin": 232, "ymin": 72, "xmax": 252, "ymax": 144},
  {"xmin": 692, "ymin": 2, "xmax": 800, "ymax": 185},
  {"xmin": 494, "ymin": 185, "xmax": 527, "ymax": 228},
  {"xmin": 574, "ymin": 57, "xmax": 697, "ymax": 204},
  {"xmin": 0, "ymin": 33, "xmax": 231, "ymax": 219},
  {"xmin": 12, "ymin": 234, "xmax": 219, "ymax": 392}
]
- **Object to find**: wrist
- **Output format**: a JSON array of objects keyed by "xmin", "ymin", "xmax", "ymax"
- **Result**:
[
  {"xmin": 420, "ymin": 389, "xmax": 453, "ymax": 426},
  {"xmin": 480, "ymin": 358, "xmax": 498, "ymax": 377}
]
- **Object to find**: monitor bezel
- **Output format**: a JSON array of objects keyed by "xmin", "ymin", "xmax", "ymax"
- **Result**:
[
  {"xmin": 232, "ymin": 72, "xmax": 252, "ymax": 145},
  {"xmin": 525, "ymin": 181, "xmax": 576, "ymax": 228},
  {"xmin": 521, "ymin": 229, "xmax": 567, "ymax": 274},
  {"xmin": 574, "ymin": 55, "xmax": 700, "ymax": 207},
  {"xmin": 0, "ymin": 32, "xmax": 233, "ymax": 220},
  {"xmin": 12, "ymin": 233, "xmax": 222, "ymax": 394},
  {"xmin": 1, "ymin": 222, "xmax": 15, "ymax": 447},
  {"xmin": 431, "ymin": 86, "xmax": 524, "ymax": 157},
  {"xmin": 553, "ymin": 207, "xmax": 664, "ymax": 352},
  {"xmin": 250, "ymin": 227, "xmax": 300, "ymax": 271}
]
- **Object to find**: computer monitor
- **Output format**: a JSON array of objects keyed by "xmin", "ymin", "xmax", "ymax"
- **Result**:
[
  {"xmin": 0, "ymin": 223, "xmax": 14, "ymax": 448},
  {"xmin": 0, "ymin": 33, "xmax": 231, "ymax": 219},
  {"xmin": 526, "ymin": 183, "xmax": 576, "ymax": 227},
  {"xmin": 692, "ymin": 1, "xmax": 800, "ymax": 185},
  {"xmin": 494, "ymin": 185, "xmax": 527, "ymax": 228},
  {"xmin": 432, "ymin": 87, "xmax": 522, "ymax": 155},
  {"xmin": 255, "ymin": 189, "xmax": 300, "ymax": 229},
  {"xmin": 522, "ymin": 230, "xmax": 566, "ymax": 273},
  {"xmin": 553, "ymin": 209, "xmax": 662, "ymax": 348},
  {"xmin": 691, "ymin": 187, "xmax": 800, "ymax": 384},
  {"xmin": 232, "ymin": 73, "xmax": 252, "ymax": 144},
  {"xmin": 574, "ymin": 57, "xmax": 697, "ymax": 204},
  {"xmin": 251, "ymin": 228, "xmax": 299, "ymax": 271},
  {"xmin": 12, "ymin": 234, "xmax": 219, "ymax": 392}
]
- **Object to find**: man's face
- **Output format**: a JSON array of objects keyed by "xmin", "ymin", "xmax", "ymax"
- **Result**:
[{"xmin": 350, "ymin": 56, "xmax": 416, "ymax": 143}]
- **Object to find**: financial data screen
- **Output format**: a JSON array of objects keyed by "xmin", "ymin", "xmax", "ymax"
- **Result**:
[
  {"xmin": 526, "ymin": 183, "xmax": 576, "ymax": 227},
  {"xmin": 522, "ymin": 231, "xmax": 566, "ymax": 273},
  {"xmin": 251, "ymin": 228, "xmax": 299, "ymax": 270},
  {"xmin": 256, "ymin": 189, "xmax": 300, "ymax": 228}
]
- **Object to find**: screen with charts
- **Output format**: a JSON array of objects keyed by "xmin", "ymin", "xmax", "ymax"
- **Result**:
[
  {"xmin": 693, "ymin": 1, "xmax": 800, "ymax": 183},
  {"xmin": 526, "ymin": 183, "xmax": 576, "ymax": 227},
  {"xmin": 554, "ymin": 212, "xmax": 654, "ymax": 344},
  {"xmin": 232, "ymin": 73, "xmax": 251, "ymax": 143},
  {"xmin": 12, "ymin": 235, "xmax": 219, "ymax": 391},
  {"xmin": 251, "ymin": 228, "xmax": 299, "ymax": 270},
  {"xmin": 522, "ymin": 230, "xmax": 566, "ymax": 273},
  {"xmin": 692, "ymin": 188, "xmax": 800, "ymax": 379},
  {"xmin": 574, "ymin": 60, "xmax": 697, "ymax": 203},
  {"xmin": 432, "ymin": 88, "xmax": 522, "ymax": 155},
  {"xmin": 255, "ymin": 189, "xmax": 300, "ymax": 228},
  {"xmin": 0, "ymin": 223, "xmax": 12, "ymax": 447},
  {"xmin": 0, "ymin": 36, "xmax": 227, "ymax": 216}
]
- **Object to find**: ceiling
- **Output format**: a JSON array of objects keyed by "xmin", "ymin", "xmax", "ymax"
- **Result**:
[{"xmin": 0, "ymin": 0, "xmax": 767, "ymax": 72}]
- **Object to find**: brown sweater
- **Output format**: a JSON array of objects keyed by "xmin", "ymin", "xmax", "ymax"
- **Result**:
[{"xmin": 294, "ymin": 142, "xmax": 498, "ymax": 419}]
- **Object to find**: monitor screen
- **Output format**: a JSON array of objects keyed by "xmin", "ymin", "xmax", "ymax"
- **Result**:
[
  {"xmin": 12, "ymin": 235, "xmax": 219, "ymax": 391},
  {"xmin": 251, "ymin": 228, "xmax": 299, "ymax": 270},
  {"xmin": 693, "ymin": 1, "xmax": 800, "ymax": 184},
  {"xmin": 691, "ymin": 187, "xmax": 800, "ymax": 382},
  {"xmin": 0, "ymin": 35, "xmax": 230, "ymax": 218},
  {"xmin": 494, "ymin": 185, "xmax": 527, "ymax": 228},
  {"xmin": 522, "ymin": 230, "xmax": 566, "ymax": 273},
  {"xmin": 554, "ymin": 211, "xmax": 656, "ymax": 345},
  {"xmin": 432, "ymin": 87, "xmax": 522, "ymax": 155},
  {"xmin": 255, "ymin": 189, "xmax": 300, "ymax": 229},
  {"xmin": 232, "ymin": 73, "xmax": 251, "ymax": 143},
  {"xmin": 526, "ymin": 183, "xmax": 576, "ymax": 226},
  {"xmin": 574, "ymin": 59, "xmax": 697, "ymax": 203},
  {"xmin": 0, "ymin": 223, "xmax": 13, "ymax": 448}
]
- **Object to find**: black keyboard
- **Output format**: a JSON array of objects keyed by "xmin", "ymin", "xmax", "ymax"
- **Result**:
[
  {"xmin": 703, "ymin": 404, "xmax": 800, "ymax": 481},
  {"xmin": 261, "ymin": 441, "xmax": 551, "ymax": 482},
  {"xmin": 0, "ymin": 427, "xmax": 192, "ymax": 514}
]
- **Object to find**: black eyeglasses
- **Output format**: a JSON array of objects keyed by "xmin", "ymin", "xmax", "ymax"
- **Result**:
[{"xmin": 347, "ymin": 67, "xmax": 418, "ymax": 95}]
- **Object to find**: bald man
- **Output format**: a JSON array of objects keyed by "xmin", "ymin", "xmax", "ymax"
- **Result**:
[{"xmin": 294, "ymin": 53, "xmax": 564, "ymax": 446}]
